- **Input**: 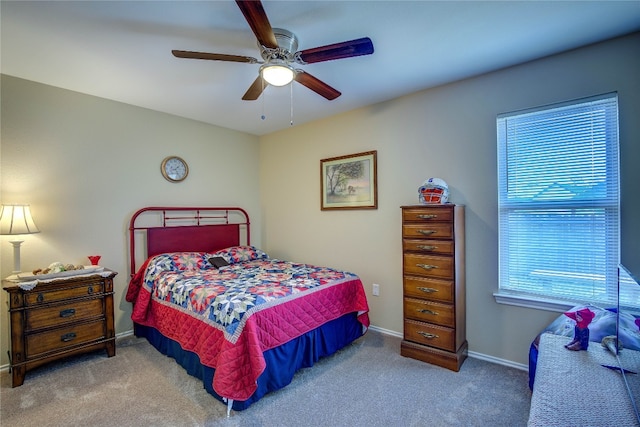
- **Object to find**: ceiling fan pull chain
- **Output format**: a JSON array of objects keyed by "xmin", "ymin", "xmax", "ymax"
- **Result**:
[
  {"xmin": 261, "ymin": 78, "xmax": 266, "ymax": 120},
  {"xmin": 290, "ymin": 83, "xmax": 294, "ymax": 126}
]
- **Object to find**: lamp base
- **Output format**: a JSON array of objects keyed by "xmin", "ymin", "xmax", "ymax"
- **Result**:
[{"xmin": 9, "ymin": 240, "xmax": 24, "ymax": 274}]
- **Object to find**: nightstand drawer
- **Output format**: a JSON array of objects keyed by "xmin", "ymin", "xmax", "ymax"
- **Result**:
[
  {"xmin": 24, "ymin": 282, "xmax": 104, "ymax": 306},
  {"xmin": 404, "ymin": 298, "xmax": 455, "ymax": 327},
  {"xmin": 404, "ymin": 253, "xmax": 453, "ymax": 279},
  {"xmin": 26, "ymin": 298, "xmax": 104, "ymax": 331},
  {"xmin": 26, "ymin": 319, "xmax": 106, "ymax": 358},
  {"xmin": 402, "ymin": 224, "xmax": 453, "ymax": 240},
  {"xmin": 403, "ymin": 239, "xmax": 454, "ymax": 255},
  {"xmin": 404, "ymin": 319, "xmax": 456, "ymax": 352}
]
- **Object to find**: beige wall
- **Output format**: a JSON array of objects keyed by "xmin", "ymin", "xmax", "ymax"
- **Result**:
[
  {"xmin": 259, "ymin": 32, "xmax": 640, "ymax": 366},
  {"xmin": 0, "ymin": 76, "xmax": 261, "ymax": 366},
  {"xmin": 2, "ymin": 32, "xmax": 638, "ymax": 369}
]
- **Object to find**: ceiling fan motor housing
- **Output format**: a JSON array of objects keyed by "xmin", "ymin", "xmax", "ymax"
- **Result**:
[
  {"xmin": 260, "ymin": 28, "xmax": 298, "ymax": 62},
  {"xmin": 274, "ymin": 28, "xmax": 298, "ymax": 54}
]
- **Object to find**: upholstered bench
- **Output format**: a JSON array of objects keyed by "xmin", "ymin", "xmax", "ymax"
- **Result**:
[{"xmin": 528, "ymin": 333, "xmax": 640, "ymax": 426}]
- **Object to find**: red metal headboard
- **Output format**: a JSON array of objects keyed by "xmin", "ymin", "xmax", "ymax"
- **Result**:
[{"xmin": 128, "ymin": 207, "xmax": 250, "ymax": 277}]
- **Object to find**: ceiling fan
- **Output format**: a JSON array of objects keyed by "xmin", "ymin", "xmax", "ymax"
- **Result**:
[{"xmin": 172, "ymin": 0, "xmax": 374, "ymax": 101}]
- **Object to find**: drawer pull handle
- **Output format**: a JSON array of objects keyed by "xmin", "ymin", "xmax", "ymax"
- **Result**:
[
  {"xmin": 417, "ymin": 287, "xmax": 438, "ymax": 293},
  {"xmin": 417, "ymin": 229, "xmax": 436, "ymax": 236},
  {"xmin": 37, "ymin": 293, "xmax": 44, "ymax": 303},
  {"xmin": 417, "ymin": 331, "xmax": 439, "ymax": 339},
  {"xmin": 61, "ymin": 332, "xmax": 77, "ymax": 342},
  {"xmin": 87, "ymin": 286, "xmax": 94, "ymax": 294},
  {"xmin": 417, "ymin": 264, "xmax": 438, "ymax": 270},
  {"xmin": 417, "ymin": 245, "xmax": 437, "ymax": 251},
  {"xmin": 418, "ymin": 309, "xmax": 439, "ymax": 316},
  {"xmin": 59, "ymin": 308, "xmax": 76, "ymax": 318},
  {"xmin": 417, "ymin": 214, "xmax": 437, "ymax": 219}
]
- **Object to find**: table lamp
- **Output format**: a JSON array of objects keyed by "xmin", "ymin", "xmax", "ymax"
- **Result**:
[{"xmin": 0, "ymin": 204, "xmax": 40, "ymax": 274}]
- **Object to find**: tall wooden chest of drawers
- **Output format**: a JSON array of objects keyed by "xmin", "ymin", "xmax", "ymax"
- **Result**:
[
  {"xmin": 400, "ymin": 205, "xmax": 467, "ymax": 371},
  {"xmin": 3, "ymin": 270, "xmax": 117, "ymax": 386}
]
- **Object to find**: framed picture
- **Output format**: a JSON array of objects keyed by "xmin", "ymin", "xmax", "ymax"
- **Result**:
[{"xmin": 320, "ymin": 150, "xmax": 377, "ymax": 210}]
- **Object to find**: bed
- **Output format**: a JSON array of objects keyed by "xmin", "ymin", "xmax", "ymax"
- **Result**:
[{"xmin": 125, "ymin": 207, "xmax": 370, "ymax": 415}]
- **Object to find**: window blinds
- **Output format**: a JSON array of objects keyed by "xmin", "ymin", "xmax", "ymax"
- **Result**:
[{"xmin": 497, "ymin": 94, "xmax": 621, "ymax": 306}]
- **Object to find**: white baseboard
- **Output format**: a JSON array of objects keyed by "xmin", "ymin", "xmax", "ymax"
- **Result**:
[
  {"xmin": 0, "ymin": 329, "xmax": 136, "ymax": 373},
  {"xmin": 468, "ymin": 350, "xmax": 528, "ymax": 371},
  {"xmin": 370, "ymin": 325, "xmax": 529, "ymax": 372},
  {"xmin": 1, "ymin": 326, "xmax": 529, "ymax": 373},
  {"xmin": 368, "ymin": 324, "xmax": 403, "ymax": 338},
  {"xmin": 117, "ymin": 329, "xmax": 134, "ymax": 339}
]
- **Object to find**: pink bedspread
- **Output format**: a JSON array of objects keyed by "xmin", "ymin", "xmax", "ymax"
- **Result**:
[{"xmin": 127, "ymin": 251, "xmax": 369, "ymax": 401}]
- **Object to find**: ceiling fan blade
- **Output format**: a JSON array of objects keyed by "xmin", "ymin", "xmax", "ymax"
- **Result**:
[
  {"xmin": 242, "ymin": 76, "xmax": 268, "ymax": 101},
  {"xmin": 235, "ymin": 0, "xmax": 278, "ymax": 49},
  {"xmin": 296, "ymin": 37, "xmax": 374, "ymax": 64},
  {"xmin": 172, "ymin": 50, "xmax": 258, "ymax": 63},
  {"xmin": 295, "ymin": 71, "xmax": 341, "ymax": 100}
]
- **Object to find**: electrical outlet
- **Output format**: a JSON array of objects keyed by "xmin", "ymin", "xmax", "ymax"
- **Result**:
[{"xmin": 372, "ymin": 283, "xmax": 380, "ymax": 296}]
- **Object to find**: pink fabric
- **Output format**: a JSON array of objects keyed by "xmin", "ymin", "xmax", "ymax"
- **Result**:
[
  {"xmin": 128, "ymin": 274, "xmax": 369, "ymax": 401},
  {"xmin": 125, "ymin": 257, "xmax": 151, "ymax": 303}
]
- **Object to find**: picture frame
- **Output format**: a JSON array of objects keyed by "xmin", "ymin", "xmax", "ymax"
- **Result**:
[{"xmin": 320, "ymin": 150, "xmax": 377, "ymax": 210}]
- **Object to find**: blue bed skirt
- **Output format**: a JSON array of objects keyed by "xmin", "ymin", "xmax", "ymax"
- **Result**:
[{"xmin": 134, "ymin": 312, "xmax": 364, "ymax": 411}]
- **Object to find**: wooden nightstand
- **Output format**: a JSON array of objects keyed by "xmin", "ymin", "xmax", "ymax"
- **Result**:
[{"xmin": 3, "ymin": 269, "xmax": 117, "ymax": 386}]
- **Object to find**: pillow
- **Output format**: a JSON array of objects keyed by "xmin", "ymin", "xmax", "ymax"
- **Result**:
[
  {"xmin": 618, "ymin": 312, "xmax": 640, "ymax": 351},
  {"xmin": 544, "ymin": 304, "xmax": 640, "ymax": 351},
  {"xmin": 141, "ymin": 252, "xmax": 210, "ymax": 287},
  {"xmin": 155, "ymin": 252, "xmax": 210, "ymax": 272},
  {"xmin": 545, "ymin": 305, "xmax": 613, "ymax": 340},
  {"xmin": 208, "ymin": 256, "xmax": 230, "ymax": 269},
  {"xmin": 211, "ymin": 245, "xmax": 269, "ymax": 265}
]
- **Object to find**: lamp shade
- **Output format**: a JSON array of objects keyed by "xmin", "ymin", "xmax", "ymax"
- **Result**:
[
  {"xmin": 260, "ymin": 62, "xmax": 295, "ymax": 87},
  {"xmin": 0, "ymin": 204, "xmax": 40, "ymax": 235}
]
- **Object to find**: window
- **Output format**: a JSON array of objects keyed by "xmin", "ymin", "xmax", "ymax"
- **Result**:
[{"xmin": 496, "ymin": 93, "xmax": 632, "ymax": 309}]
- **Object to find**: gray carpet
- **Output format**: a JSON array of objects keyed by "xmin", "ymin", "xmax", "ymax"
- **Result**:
[{"xmin": 1, "ymin": 330, "xmax": 531, "ymax": 426}]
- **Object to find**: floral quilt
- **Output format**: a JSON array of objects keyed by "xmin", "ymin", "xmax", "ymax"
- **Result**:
[{"xmin": 126, "ymin": 246, "xmax": 370, "ymax": 401}]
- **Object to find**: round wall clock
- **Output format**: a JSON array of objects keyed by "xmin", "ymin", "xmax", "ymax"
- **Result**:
[{"xmin": 161, "ymin": 156, "xmax": 189, "ymax": 182}]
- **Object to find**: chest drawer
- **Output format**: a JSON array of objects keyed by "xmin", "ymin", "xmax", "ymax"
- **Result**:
[
  {"xmin": 404, "ymin": 319, "xmax": 456, "ymax": 352},
  {"xmin": 404, "ymin": 298, "xmax": 455, "ymax": 328},
  {"xmin": 24, "ymin": 282, "xmax": 104, "ymax": 306},
  {"xmin": 403, "ymin": 276, "xmax": 454, "ymax": 303},
  {"xmin": 402, "ymin": 207, "xmax": 453, "ymax": 223},
  {"xmin": 26, "ymin": 298, "xmax": 104, "ymax": 331},
  {"xmin": 402, "ymin": 224, "xmax": 453, "ymax": 240},
  {"xmin": 404, "ymin": 253, "xmax": 454, "ymax": 279},
  {"xmin": 26, "ymin": 319, "xmax": 106, "ymax": 358},
  {"xmin": 403, "ymin": 239, "xmax": 454, "ymax": 255}
]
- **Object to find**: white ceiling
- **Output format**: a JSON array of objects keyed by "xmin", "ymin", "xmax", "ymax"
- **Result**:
[{"xmin": 2, "ymin": 1, "xmax": 639, "ymax": 136}]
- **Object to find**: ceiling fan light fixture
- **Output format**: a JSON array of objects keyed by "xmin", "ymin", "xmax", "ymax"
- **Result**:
[{"xmin": 260, "ymin": 62, "xmax": 295, "ymax": 86}]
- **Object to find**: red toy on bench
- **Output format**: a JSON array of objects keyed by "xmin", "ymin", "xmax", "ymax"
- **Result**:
[{"xmin": 564, "ymin": 307, "xmax": 596, "ymax": 351}]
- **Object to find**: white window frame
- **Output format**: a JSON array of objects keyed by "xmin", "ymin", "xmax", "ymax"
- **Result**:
[{"xmin": 494, "ymin": 93, "xmax": 627, "ymax": 312}]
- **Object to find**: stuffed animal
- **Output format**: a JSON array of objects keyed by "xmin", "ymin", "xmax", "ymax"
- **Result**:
[{"xmin": 564, "ymin": 307, "xmax": 596, "ymax": 351}]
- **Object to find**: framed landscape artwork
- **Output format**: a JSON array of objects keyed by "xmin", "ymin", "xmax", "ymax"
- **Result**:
[{"xmin": 320, "ymin": 150, "xmax": 377, "ymax": 210}]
